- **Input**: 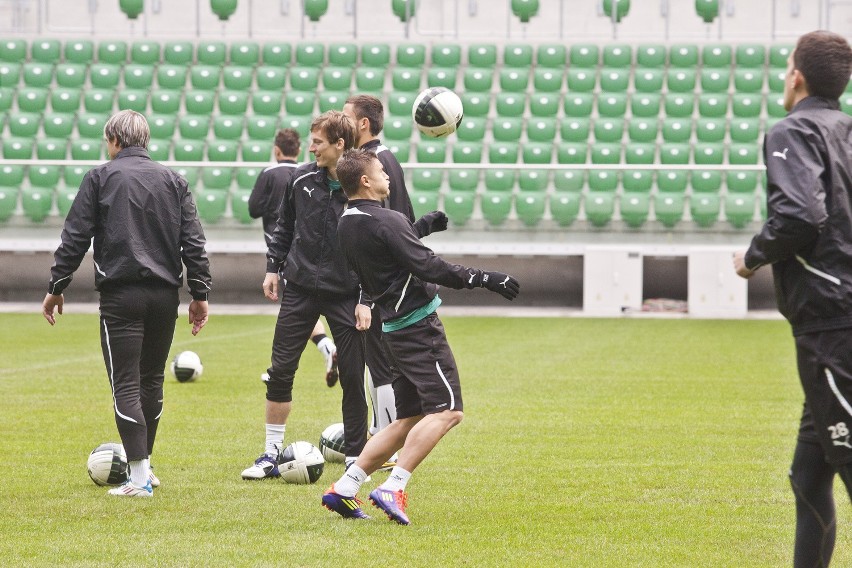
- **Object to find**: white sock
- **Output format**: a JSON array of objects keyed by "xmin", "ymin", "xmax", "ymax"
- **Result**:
[
  {"xmin": 380, "ymin": 466, "xmax": 411, "ymax": 492},
  {"xmin": 129, "ymin": 458, "xmax": 150, "ymax": 487},
  {"xmin": 335, "ymin": 464, "xmax": 368, "ymax": 497},
  {"xmin": 366, "ymin": 368, "xmax": 379, "ymax": 436},
  {"xmin": 375, "ymin": 384, "xmax": 397, "ymax": 431},
  {"xmin": 265, "ymin": 424, "xmax": 285, "ymax": 455},
  {"xmin": 316, "ymin": 337, "xmax": 334, "ymax": 358}
]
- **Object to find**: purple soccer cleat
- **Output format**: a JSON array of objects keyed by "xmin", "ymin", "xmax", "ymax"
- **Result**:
[
  {"xmin": 321, "ymin": 485, "xmax": 370, "ymax": 520},
  {"xmin": 369, "ymin": 487, "xmax": 410, "ymax": 525}
]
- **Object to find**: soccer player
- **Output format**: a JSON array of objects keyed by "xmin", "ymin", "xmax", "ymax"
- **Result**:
[
  {"xmin": 321, "ymin": 149, "xmax": 519, "ymax": 524},
  {"xmin": 249, "ymin": 128, "xmax": 338, "ymax": 388},
  {"xmin": 42, "ymin": 110, "xmax": 211, "ymax": 497},
  {"xmin": 342, "ymin": 94, "xmax": 446, "ymax": 447},
  {"xmin": 241, "ymin": 111, "xmax": 371, "ymax": 480},
  {"xmin": 733, "ymin": 31, "xmax": 852, "ymax": 567}
]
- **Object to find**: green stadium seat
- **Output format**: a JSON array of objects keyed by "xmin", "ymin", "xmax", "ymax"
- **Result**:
[
  {"xmin": 64, "ymin": 165, "xmax": 89, "ymax": 187},
  {"xmin": 0, "ymin": 62, "xmax": 19, "ymax": 86},
  {"xmin": 29, "ymin": 165, "xmax": 61, "ymax": 189},
  {"xmin": 636, "ymin": 44, "xmax": 666, "ymax": 68},
  {"xmin": 124, "ymin": 64, "xmax": 154, "ymax": 89},
  {"xmin": 557, "ymin": 143, "xmax": 587, "ymax": 164},
  {"xmin": 495, "ymin": 93, "xmax": 525, "ymax": 117},
  {"xmin": 295, "ymin": 42, "xmax": 324, "ymax": 66},
  {"xmin": 222, "ymin": 66, "xmax": 253, "ymax": 90},
  {"xmin": 443, "ymin": 192, "xmax": 474, "ymax": 226},
  {"xmin": 251, "ymin": 91, "xmax": 282, "ymax": 116},
  {"xmin": 0, "ymin": 39, "xmax": 26, "ymax": 62},
  {"xmin": 148, "ymin": 115, "xmax": 176, "ymax": 139},
  {"xmin": 654, "ymin": 192, "xmax": 685, "ymax": 228},
  {"xmin": 453, "ymin": 141, "xmax": 483, "ymax": 163},
  {"xmin": 536, "ymin": 44, "xmax": 565, "ymax": 68},
  {"xmin": 456, "ymin": 116, "xmax": 486, "ymax": 141},
  {"xmin": 54, "ymin": 185, "xmax": 74, "ymax": 216},
  {"xmin": 318, "ymin": 92, "xmax": 346, "ymax": 112},
  {"xmin": 209, "ymin": 140, "xmax": 238, "ymax": 162},
  {"xmin": 695, "ymin": 118, "xmax": 725, "ymax": 142},
  {"xmin": 468, "ymin": 44, "xmax": 497, "ymax": 67},
  {"xmin": 397, "ymin": 44, "xmax": 426, "ymax": 67},
  {"xmin": 660, "ymin": 143, "xmax": 689, "ymax": 165},
  {"xmin": 131, "ymin": 41, "xmax": 160, "ymax": 65},
  {"xmin": 230, "ymin": 188, "xmax": 254, "ymax": 224},
  {"xmin": 54, "ymin": 63, "xmax": 85, "ymax": 88},
  {"xmin": 410, "ymin": 192, "xmax": 440, "ymax": 219},
  {"xmin": 174, "ymin": 167, "xmax": 199, "ymax": 187},
  {"xmin": 173, "ymin": 139, "xmax": 205, "ymax": 161},
  {"xmin": 191, "ymin": 66, "xmax": 220, "ymax": 89},
  {"xmin": 622, "ymin": 168, "xmax": 654, "ymax": 192},
  {"xmin": 588, "ymin": 169, "xmax": 618, "ymax": 192},
  {"xmin": 734, "ymin": 69, "xmax": 764, "ymax": 93},
  {"xmin": 499, "ymin": 68, "xmax": 528, "ymax": 92},
  {"xmin": 628, "ymin": 118, "xmax": 658, "ymax": 142},
  {"xmin": 185, "ymin": 91, "xmax": 216, "ymax": 114},
  {"xmin": 591, "ymin": 144, "xmax": 621, "ymax": 164},
  {"xmin": 146, "ymin": 139, "xmax": 170, "ymax": 161},
  {"xmin": 529, "ymin": 93, "xmax": 559, "ymax": 117},
  {"xmin": 428, "ymin": 67, "xmax": 456, "ymax": 89},
  {"xmin": 50, "ymin": 88, "xmax": 80, "ymax": 113},
  {"xmin": 727, "ymin": 171, "xmax": 759, "ymax": 193},
  {"xmin": 70, "ymin": 139, "xmax": 102, "ymax": 160},
  {"xmin": 36, "ymin": 139, "xmax": 65, "ymax": 160},
  {"xmin": 666, "ymin": 69, "xmax": 696, "ymax": 93},
  {"xmin": 631, "ymin": 94, "xmax": 661, "ymax": 118},
  {"xmin": 202, "ymin": 166, "xmax": 233, "ymax": 189},
  {"xmin": 383, "ymin": 116, "xmax": 413, "ymax": 141},
  {"xmin": 195, "ymin": 190, "xmax": 228, "ymax": 223},
  {"xmin": 0, "ymin": 164, "xmax": 24, "ymax": 186},
  {"xmin": 280, "ymin": 115, "xmax": 311, "ymax": 139},
  {"xmin": 463, "ymin": 68, "xmax": 493, "ymax": 92},
  {"xmin": 322, "ymin": 66, "xmax": 352, "ymax": 90},
  {"xmin": 624, "ymin": 143, "xmax": 655, "ymax": 165},
  {"xmin": 698, "ymin": 94, "xmax": 727, "ymax": 118},
  {"xmin": 560, "ymin": 93, "xmax": 595, "ymax": 118},
  {"xmin": 89, "ymin": 63, "xmax": 120, "ymax": 89},
  {"xmin": 584, "ymin": 192, "xmax": 615, "ymax": 227},
  {"xmin": 156, "ymin": 65, "xmax": 187, "ymax": 90},
  {"xmin": 634, "ymin": 69, "xmax": 664, "ymax": 93},
  {"xmin": 230, "ymin": 42, "xmax": 260, "ymax": 66},
  {"xmin": 620, "ymin": 192, "xmax": 651, "ymax": 228},
  {"xmin": 728, "ymin": 144, "xmax": 759, "ymax": 165},
  {"xmin": 515, "ymin": 194, "xmax": 546, "ymax": 227},
  {"xmin": 767, "ymin": 68, "xmax": 787, "ymax": 92},
  {"xmin": 179, "ymin": 115, "xmax": 209, "ymax": 139},
  {"xmin": 355, "ymin": 67, "xmax": 385, "ymax": 92},
  {"xmin": 729, "ymin": 118, "xmax": 760, "ymax": 143},
  {"xmin": 448, "ymin": 169, "xmax": 478, "ymax": 192},
  {"xmin": 164, "ymin": 41, "xmax": 193, "ymax": 65},
  {"xmin": 31, "ymin": 39, "xmax": 61, "ymax": 63},
  {"xmin": 694, "ymin": 143, "xmax": 725, "ymax": 165},
  {"xmin": 117, "ymin": 89, "xmax": 147, "ymax": 112},
  {"xmin": 17, "ymin": 87, "xmax": 48, "ymax": 112},
  {"xmin": 603, "ymin": 44, "xmax": 632, "ymax": 68},
  {"xmin": 566, "ymin": 68, "xmax": 596, "ymax": 92},
  {"xmin": 725, "ymin": 193, "xmax": 756, "ymax": 229},
  {"xmin": 21, "ymin": 187, "xmax": 53, "ymax": 222},
  {"xmin": 23, "ymin": 62, "xmax": 52, "ymax": 87},
  {"xmin": 241, "ymin": 140, "xmax": 272, "ymax": 162},
  {"xmin": 98, "ymin": 41, "xmax": 127, "ymax": 64},
  {"xmin": 597, "ymin": 93, "xmax": 627, "ymax": 118},
  {"xmin": 766, "ymin": 94, "xmax": 787, "ymax": 118},
  {"xmin": 198, "ymin": 41, "xmax": 227, "ymax": 66},
  {"xmin": 246, "ymin": 115, "xmax": 278, "ymax": 139},
  {"xmin": 533, "ymin": 68, "xmax": 563, "ymax": 93},
  {"xmin": 235, "ymin": 167, "xmax": 262, "ymax": 189},
  {"xmin": 489, "ymin": 142, "xmax": 519, "ymax": 164},
  {"xmin": 484, "ymin": 170, "xmax": 515, "ymax": 192},
  {"xmin": 151, "ymin": 90, "xmax": 181, "ymax": 114},
  {"xmin": 553, "ymin": 165, "xmax": 584, "ymax": 191},
  {"xmin": 518, "ymin": 169, "xmax": 548, "ymax": 192},
  {"xmin": 412, "ymin": 168, "xmax": 442, "ymax": 192},
  {"xmin": 732, "ymin": 93, "xmax": 762, "ymax": 118},
  {"xmin": 593, "ymin": 118, "xmax": 623, "ymax": 143},
  {"xmin": 391, "ymin": 67, "xmax": 420, "ymax": 91},
  {"xmin": 527, "ymin": 118, "xmax": 557, "ymax": 142},
  {"xmin": 691, "ymin": 170, "xmax": 722, "ymax": 193},
  {"xmin": 599, "ymin": 68, "xmax": 630, "ymax": 92},
  {"xmin": 736, "ymin": 44, "xmax": 766, "ymax": 68},
  {"xmin": 416, "ymin": 140, "xmax": 446, "ymax": 163},
  {"xmin": 256, "ymin": 66, "xmax": 287, "ymax": 90},
  {"xmin": 691, "ymin": 193, "xmax": 720, "ymax": 227},
  {"xmin": 262, "ymin": 43, "xmax": 291, "ymax": 66},
  {"xmin": 550, "ymin": 192, "xmax": 580, "ymax": 226},
  {"xmin": 769, "ymin": 45, "xmax": 794, "ymax": 67},
  {"xmin": 219, "ymin": 90, "xmax": 249, "ymax": 115},
  {"xmin": 560, "ymin": 118, "xmax": 590, "ymax": 142},
  {"xmin": 43, "ymin": 113, "xmax": 75, "ymax": 137},
  {"xmin": 702, "ymin": 44, "xmax": 732, "ymax": 67},
  {"xmin": 661, "ymin": 118, "xmax": 691, "ymax": 142},
  {"xmin": 700, "ymin": 68, "xmax": 730, "ymax": 93},
  {"xmin": 8, "ymin": 112, "xmax": 40, "ymax": 137},
  {"xmin": 431, "ymin": 44, "xmax": 461, "ymax": 67},
  {"xmin": 480, "ymin": 192, "xmax": 512, "ymax": 226},
  {"xmin": 357, "ymin": 43, "xmax": 389, "ymax": 68},
  {"xmin": 329, "ymin": 43, "xmax": 358, "ymax": 66},
  {"xmin": 460, "ymin": 93, "xmax": 490, "ymax": 117},
  {"xmin": 669, "ymin": 44, "xmax": 699, "ymax": 68},
  {"xmin": 0, "ymin": 187, "xmax": 17, "ymax": 221},
  {"xmin": 290, "ymin": 67, "xmax": 320, "ymax": 91},
  {"xmin": 523, "ymin": 142, "xmax": 552, "ymax": 164},
  {"xmin": 0, "ymin": 87, "xmax": 11, "ymax": 111},
  {"xmin": 504, "ymin": 44, "xmax": 534, "ymax": 67},
  {"xmin": 570, "ymin": 44, "xmax": 599, "ymax": 68},
  {"xmin": 77, "ymin": 114, "xmax": 106, "ymax": 138},
  {"xmin": 213, "ymin": 116, "xmax": 243, "ymax": 140}
]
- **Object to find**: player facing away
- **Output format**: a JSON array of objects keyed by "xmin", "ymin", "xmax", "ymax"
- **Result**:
[
  {"xmin": 342, "ymin": 94, "xmax": 446, "ymax": 450},
  {"xmin": 733, "ymin": 31, "xmax": 852, "ymax": 567},
  {"xmin": 248, "ymin": 127, "xmax": 339, "ymax": 388},
  {"xmin": 42, "ymin": 110, "xmax": 211, "ymax": 497},
  {"xmin": 242, "ymin": 111, "xmax": 371, "ymax": 480},
  {"xmin": 321, "ymin": 149, "xmax": 519, "ymax": 524}
]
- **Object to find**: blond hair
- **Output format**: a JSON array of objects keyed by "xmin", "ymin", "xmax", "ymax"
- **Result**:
[{"xmin": 103, "ymin": 110, "xmax": 150, "ymax": 149}]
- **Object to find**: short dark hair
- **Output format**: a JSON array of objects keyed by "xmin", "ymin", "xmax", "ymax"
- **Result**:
[
  {"xmin": 345, "ymin": 94, "xmax": 384, "ymax": 136},
  {"xmin": 794, "ymin": 30, "xmax": 852, "ymax": 99},
  {"xmin": 311, "ymin": 111, "xmax": 356, "ymax": 151},
  {"xmin": 274, "ymin": 128, "xmax": 301, "ymax": 157},
  {"xmin": 337, "ymin": 149, "xmax": 379, "ymax": 198}
]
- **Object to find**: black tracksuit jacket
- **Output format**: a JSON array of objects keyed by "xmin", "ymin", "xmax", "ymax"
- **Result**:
[
  {"xmin": 745, "ymin": 96, "xmax": 852, "ymax": 335},
  {"xmin": 361, "ymin": 138, "xmax": 415, "ymax": 223},
  {"xmin": 48, "ymin": 147, "xmax": 211, "ymax": 300},
  {"xmin": 248, "ymin": 159, "xmax": 298, "ymax": 246}
]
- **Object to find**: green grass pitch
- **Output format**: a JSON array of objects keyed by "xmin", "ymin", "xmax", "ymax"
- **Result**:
[{"xmin": 1, "ymin": 312, "xmax": 851, "ymax": 567}]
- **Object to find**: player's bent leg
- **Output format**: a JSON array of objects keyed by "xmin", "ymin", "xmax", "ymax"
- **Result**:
[
  {"xmin": 789, "ymin": 441, "xmax": 837, "ymax": 568},
  {"xmin": 396, "ymin": 410, "xmax": 463, "ymax": 473}
]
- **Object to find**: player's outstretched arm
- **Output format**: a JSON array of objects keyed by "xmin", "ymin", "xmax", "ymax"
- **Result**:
[
  {"xmin": 413, "ymin": 210, "xmax": 448, "ymax": 238},
  {"xmin": 471, "ymin": 271, "xmax": 520, "ymax": 301}
]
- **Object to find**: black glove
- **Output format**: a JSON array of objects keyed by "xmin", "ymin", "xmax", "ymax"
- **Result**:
[
  {"xmin": 479, "ymin": 271, "xmax": 520, "ymax": 301},
  {"xmin": 413, "ymin": 211, "xmax": 449, "ymax": 238}
]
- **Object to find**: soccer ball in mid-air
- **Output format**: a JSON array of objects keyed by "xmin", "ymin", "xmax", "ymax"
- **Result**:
[
  {"xmin": 412, "ymin": 86, "xmax": 464, "ymax": 138},
  {"xmin": 278, "ymin": 441, "xmax": 325, "ymax": 484},
  {"xmin": 87, "ymin": 442, "xmax": 129, "ymax": 486},
  {"xmin": 319, "ymin": 423, "xmax": 345, "ymax": 464},
  {"xmin": 171, "ymin": 351, "xmax": 203, "ymax": 382}
]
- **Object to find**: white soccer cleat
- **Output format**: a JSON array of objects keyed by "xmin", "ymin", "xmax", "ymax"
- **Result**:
[
  {"xmin": 148, "ymin": 470, "xmax": 160, "ymax": 488},
  {"xmin": 241, "ymin": 451, "xmax": 281, "ymax": 480},
  {"xmin": 321, "ymin": 342, "xmax": 338, "ymax": 388},
  {"xmin": 107, "ymin": 481, "xmax": 153, "ymax": 497}
]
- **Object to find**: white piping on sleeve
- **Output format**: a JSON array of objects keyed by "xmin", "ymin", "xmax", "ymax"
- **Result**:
[
  {"xmin": 796, "ymin": 255, "xmax": 841, "ymax": 285},
  {"xmin": 394, "ymin": 273, "xmax": 412, "ymax": 312}
]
